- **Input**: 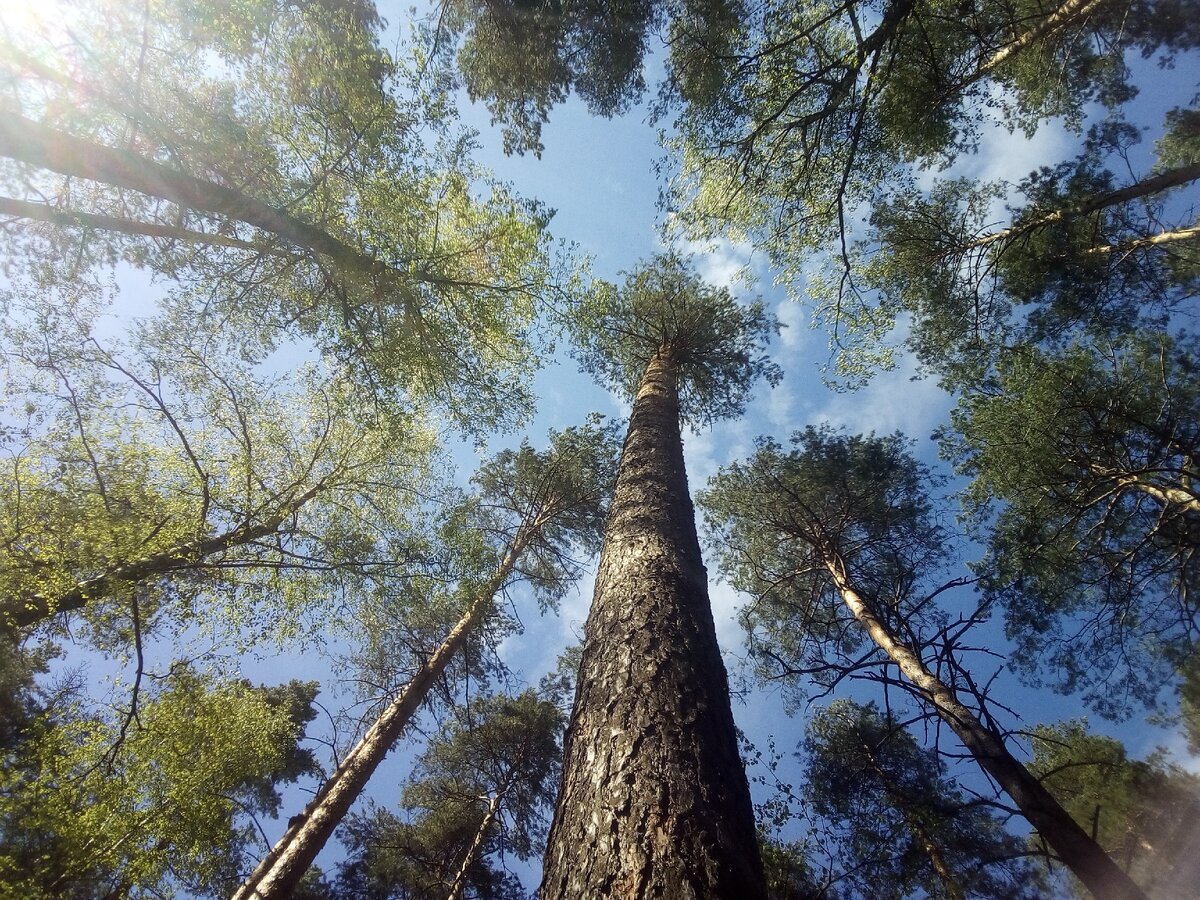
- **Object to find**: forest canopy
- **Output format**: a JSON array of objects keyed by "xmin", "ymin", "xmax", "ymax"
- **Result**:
[{"xmin": 0, "ymin": 0, "xmax": 1197, "ymax": 897}]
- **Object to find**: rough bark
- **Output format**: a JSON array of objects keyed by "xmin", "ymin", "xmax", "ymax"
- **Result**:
[
  {"xmin": 231, "ymin": 530, "xmax": 532, "ymax": 900},
  {"xmin": 822, "ymin": 550, "xmax": 1150, "ymax": 900},
  {"xmin": 541, "ymin": 348, "xmax": 767, "ymax": 899},
  {"xmin": 4, "ymin": 483, "xmax": 324, "ymax": 630}
]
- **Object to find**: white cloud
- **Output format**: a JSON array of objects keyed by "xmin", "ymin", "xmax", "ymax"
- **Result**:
[
  {"xmin": 765, "ymin": 378, "xmax": 797, "ymax": 432},
  {"xmin": 669, "ymin": 233, "xmax": 758, "ymax": 293},
  {"xmin": 707, "ymin": 579, "xmax": 748, "ymax": 657},
  {"xmin": 813, "ymin": 351, "xmax": 951, "ymax": 440},
  {"xmin": 916, "ymin": 91, "xmax": 1076, "ymax": 195},
  {"xmin": 775, "ymin": 298, "xmax": 809, "ymax": 350}
]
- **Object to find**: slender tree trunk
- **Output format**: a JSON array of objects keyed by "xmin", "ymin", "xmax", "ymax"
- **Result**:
[
  {"xmin": 0, "ymin": 113, "xmax": 411, "ymax": 305},
  {"xmin": 855, "ymin": 736, "xmax": 965, "ymax": 900},
  {"xmin": 822, "ymin": 550, "xmax": 1149, "ymax": 900},
  {"xmin": 958, "ymin": 163, "xmax": 1200, "ymax": 254},
  {"xmin": 980, "ymin": 0, "xmax": 1109, "ymax": 75},
  {"xmin": 0, "ymin": 195, "xmax": 287, "ymax": 253},
  {"xmin": 541, "ymin": 348, "xmax": 767, "ymax": 899},
  {"xmin": 231, "ymin": 529, "xmax": 533, "ymax": 900},
  {"xmin": 5, "ymin": 483, "xmax": 324, "ymax": 629},
  {"xmin": 446, "ymin": 788, "xmax": 506, "ymax": 900},
  {"xmin": 908, "ymin": 812, "xmax": 964, "ymax": 900},
  {"xmin": 1084, "ymin": 223, "xmax": 1200, "ymax": 256}
]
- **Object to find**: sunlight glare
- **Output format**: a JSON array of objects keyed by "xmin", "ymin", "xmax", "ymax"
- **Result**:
[{"xmin": 0, "ymin": 0, "xmax": 73, "ymax": 45}]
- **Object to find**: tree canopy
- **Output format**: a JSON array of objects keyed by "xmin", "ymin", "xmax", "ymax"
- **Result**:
[
  {"xmin": 569, "ymin": 252, "xmax": 782, "ymax": 425},
  {"xmin": 2, "ymin": 0, "xmax": 1199, "ymax": 896}
]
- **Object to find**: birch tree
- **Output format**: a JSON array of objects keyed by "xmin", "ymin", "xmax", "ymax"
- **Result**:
[
  {"xmin": 0, "ymin": 301, "xmax": 435, "ymax": 644},
  {"xmin": 0, "ymin": 0, "xmax": 564, "ymax": 430},
  {"xmin": 0, "ymin": 669, "xmax": 319, "ymax": 897}
]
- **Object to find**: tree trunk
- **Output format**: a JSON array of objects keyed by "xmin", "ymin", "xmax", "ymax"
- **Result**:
[
  {"xmin": 446, "ymin": 789, "xmax": 506, "ymax": 900},
  {"xmin": 231, "ymin": 530, "xmax": 533, "ymax": 900},
  {"xmin": 0, "ymin": 194, "xmax": 286, "ymax": 254},
  {"xmin": 0, "ymin": 113, "xmax": 411, "ymax": 306},
  {"xmin": 959, "ymin": 162, "xmax": 1200, "ymax": 254},
  {"xmin": 1084, "ymin": 222, "xmax": 1200, "ymax": 256},
  {"xmin": 541, "ymin": 348, "xmax": 767, "ymax": 899},
  {"xmin": 854, "ymin": 734, "xmax": 965, "ymax": 900},
  {"xmin": 1093, "ymin": 466, "xmax": 1200, "ymax": 514},
  {"xmin": 5, "ymin": 483, "xmax": 324, "ymax": 630},
  {"xmin": 979, "ymin": 0, "xmax": 1109, "ymax": 75},
  {"xmin": 822, "ymin": 551, "xmax": 1149, "ymax": 900}
]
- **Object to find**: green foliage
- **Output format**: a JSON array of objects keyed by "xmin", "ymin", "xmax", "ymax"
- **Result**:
[
  {"xmin": 666, "ymin": 1, "xmax": 1200, "ymax": 385},
  {"xmin": 569, "ymin": 253, "xmax": 781, "ymax": 426},
  {"xmin": 0, "ymin": 669, "xmax": 318, "ymax": 898},
  {"xmin": 0, "ymin": 300, "xmax": 437, "ymax": 646},
  {"xmin": 803, "ymin": 700, "xmax": 1042, "ymax": 899},
  {"xmin": 470, "ymin": 417, "xmax": 620, "ymax": 603},
  {"xmin": 701, "ymin": 427, "xmax": 946, "ymax": 692},
  {"xmin": 815, "ymin": 112, "xmax": 1200, "ymax": 386},
  {"xmin": 1029, "ymin": 721, "xmax": 1200, "ymax": 897},
  {"xmin": 332, "ymin": 690, "xmax": 563, "ymax": 898},
  {"xmin": 0, "ymin": 0, "xmax": 566, "ymax": 431},
  {"xmin": 345, "ymin": 420, "xmax": 618, "ymax": 707},
  {"xmin": 941, "ymin": 334, "xmax": 1200, "ymax": 716},
  {"xmin": 441, "ymin": 0, "xmax": 659, "ymax": 156},
  {"xmin": 759, "ymin": 836, "xmax": 830, "ymax": 900}
]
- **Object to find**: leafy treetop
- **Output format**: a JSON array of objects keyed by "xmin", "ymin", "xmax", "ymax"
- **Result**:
[{"xmin": 569, "ymin": 252, "xmax": 781, "ymax": 426}]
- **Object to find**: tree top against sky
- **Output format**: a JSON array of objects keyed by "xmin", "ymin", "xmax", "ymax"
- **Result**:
[{"xmin": 569, "ymin": 252, "xmax": 782, "ymax": 425}]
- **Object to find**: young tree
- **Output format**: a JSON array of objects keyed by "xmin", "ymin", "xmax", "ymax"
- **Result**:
[
  {"xmin": 803, "ymin": 700, "xmax": 1043, "ymax": 900},
  {"xmin": 234, "ymin": 422, "xmax": 618, "ymax": 899},
  {"xmin": 702, "ymin": 428, "xmax": 1149, "ymax": 900},
  {"xmin": 1029, "ymin": 721, "xmax": 1200, "ymax": 897},
  {"xmin": 941, "ymin": 334, "xmax": 1199, "ymax": 716},
  {"xmin": 541, "ymin": 253, "xmax": 779, "ymax": 898}
]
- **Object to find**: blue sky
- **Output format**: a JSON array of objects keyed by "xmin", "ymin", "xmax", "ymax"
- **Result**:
[
  {"xmin": 370, "ymin": 5, "xmax": 1200, "ymax": 887},
  {"xmin": 5, "ymin": 0, "xmax": 1198, "ymax": 892}
]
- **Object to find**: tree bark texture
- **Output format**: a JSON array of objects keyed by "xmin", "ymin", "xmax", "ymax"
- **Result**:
[
  {"xmin": 822, "ymin": 552, "xmax": 1149, "ymax": 900},
  {"xmin": 541, "ymin": 349, "xmax": 767, "ymax": 900},
  {"xmin": 231, "ymin": 531, "xmax": 531, "ymax": 900}
]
